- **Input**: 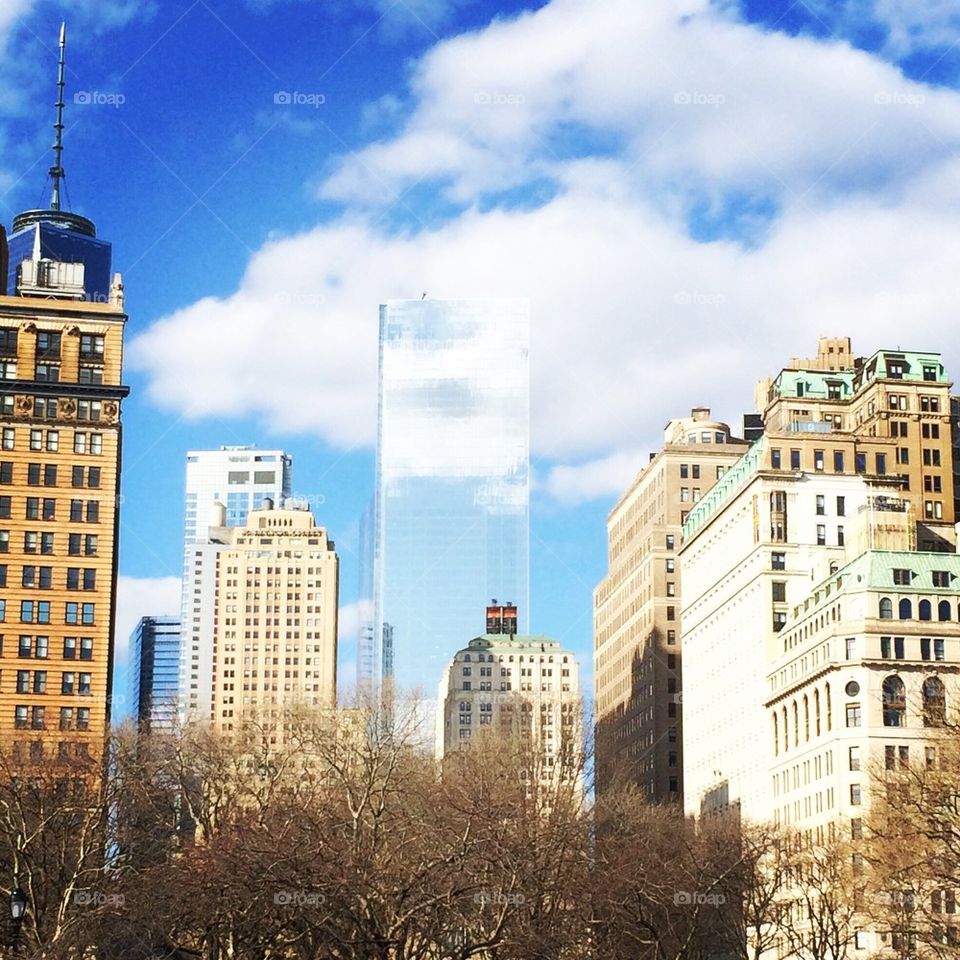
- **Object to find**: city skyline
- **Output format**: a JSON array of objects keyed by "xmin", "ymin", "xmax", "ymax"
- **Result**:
[{"xmin": 3, "ymin": 2, "xmax": 960, "ymax": 719}]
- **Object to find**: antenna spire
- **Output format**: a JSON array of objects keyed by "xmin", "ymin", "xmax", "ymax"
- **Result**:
[{"xmin": 49, "ymin": 22, "xmax": 66, "ymax": 212}]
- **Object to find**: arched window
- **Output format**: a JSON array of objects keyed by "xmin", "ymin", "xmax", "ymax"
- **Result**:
[
  {"xmin": 920, "ymin": 600, "xmax": 932, "ymax": 621},
  {"xmin": 463, "ymin": 653, "xmax": 471, "ymax": 662},
  {"xmin": 792, "ymin": 701, "xmax": 799, "ymax": 747},
  {"xmin": 814, "ymin": 689, "xmax": 821, "ymax": 736},
  {"xmin": 879, "ymin": 598, "xmax": 893, "ymax": 619},
  {"xmin": 924, "ymin": 677, "xmax": 946, "ymax": 727},
  {"xmin": 899, "ymin": 598, "xmax": 913, "ymax": 620},
  {"xmin": 938, "ymin": 600, "xmax": 952, "ymax": 622},
  {"xmin": 825, "ymin": 683, "xmax": 832, "ymax": 731},
  {"xmin": 803, "ymin": 695, "xmax": 810, "ymax": 742},
  {"xmin": 883, "ymin": 675, "xmax": 906, "ymax": 727},
  {"xmin": 782, "ymin": 706, "xmax": 789, "ymax": 753},
  {"xmin": 773, "ymin": 713, "xmax": 779, "ymax": 756}
]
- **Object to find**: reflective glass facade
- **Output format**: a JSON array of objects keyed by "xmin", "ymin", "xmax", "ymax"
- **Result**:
[
  {"xmin": 7, "ymin": 222, "xmax": 112, "ymax": 302},
  {"xmin": 371, "ymin": 299, "xmax": 530, "ymax": 692},
  {"xmin": 131, "ymin": 616, "xmax": 182, "ymax": 733}
]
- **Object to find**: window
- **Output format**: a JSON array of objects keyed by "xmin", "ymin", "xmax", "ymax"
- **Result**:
[
  {"xmin": 31, "ymin": 706, "xmax": 44, "ymax": 729},
  {"xmin": 771, "ymin": 552, "xmax": 785, "ymax": 570},
  {"xmin": 73, "ymin": 433, "xmax": 86, "ymax": 455},
  {"xmin": 32, "ymin": 670, "xmax": 46, "ymax": 694},
  {"xmin": 922, "ymin": 422, "xmax": 940, "ymax": 439},
  {"xmin": 80, "ymin": 637, "xmax": 93, "ymax": 660},
  {"xmin": 923, "ymin": 677, "xmax": 946, "ymax": 727},
  {"xmin": 837, "ymin": 525, "xmax": 845, "ymax": 547},
  {"xmin": 790, "ymin": 449, "xmax": 801, "ymax": 470},
  {"xmin": 14, "ymin": 706, "xmax": 26, "ymax": 729},
  {"xmin": 87, "ymin": 501, "xmax": 99, "ymax": 522},
  {"xmin": 920, "ymin": 599, "xmax": 932, "ymax": 621},
  {"xmin": 77, "ymin": 707, "xmax": 89, "ymax": 730},
  {"xmin": 879, "ymin": 597, "xmax": 893, "ymax": 619},
  {"xmin": 855, "ymin": 452, "xmax": 866, "ymax": 474},
  {"xmin": 883, "ymin": 675, "xmax": 906, "ymax": 727},
  {"xmin": 850, "ymin": 784, "xmax": 862, "ymax": 805},
  {"xmin": 33, "ymin": 397, "xmax": 57, "ymax": 420},
  {"xmin": 63, "ymin": 637, "xmax": 76, "ymax": 659},
  {"xmin": 833, "ymin": 450, "xmax": 844, "ymax": 472},
  {"xmin": 772, "ymin": 581, "xmax": 786, "ymax": 602},
  {"xmin": 920, "ymin": 395, "xmax": 941, "ymax": 413},
  {"xmin": 0, "ymin": 328, "xmax": 17, "ymax": 355},
  {"xmin": 816, "ymin": 495, "xmax": 825, "ymax": 516},
  {"xmin": 43, "ymin": 464, "xmax": 56, "ymax": 486},
  {"xmin": 849, "ymin": 746, "xmax": 860, "ymax": 771},
  {"xmin": 938, "ymin": 600, "xmax": 951, "ymax": 622},
  {"xmin": 78, "ymin": 367, "xmax": 102, "ymax": 385},
  {"xmin": 773, "ymin": 611, "xmax": 787, "ymax": 632},
  {"xmin": 924, "ymin": 449, "xmax": 942, "ymax": 467},
  {"xmin": 665, "ymin": 535, "xmax": 674, "ymax": 550},
  {"xmin": 78, "ymin": 673, "xmax": 91, "ymax": 696},
  {"xmin": 40, "ymin": 532, "xmax": 53, "ymax": 555},
  {"xmin": 87, "ymin": 467, "xmax": 100, "ymax": 488},
  {"xmin": 816, "ymin": 524, "xmax": 826, "ymax": 546},
  {"xmin": 666, "ymin": 606, "xmax": 675, "ymax": 621},
  {"xmin": 79, "ymin": 334, "xmax": 104, "ymax": 361},
  {"xmin": 84, "ymin": 535, "xmax": 97, "ymax": 556},
  {"xmin": 876, "ymin": 453, "xmax": 886, "ymax": 475},
  {"xmin": 899, "ymin": 598, "xmax": 913, "ymax": 620},
  {"xmin": 71, "ymin": 466, "xmax": 84, "ymax": 488},
  {"xmin": 59, "ymin": 706, "xmax": 73, "ymax": 730},
  {"xmin": 771, "ymin": 449, "xmax": 782, "ymax": 469},
  {"xmin": 666, "ymin": 558, "xmax": 675, "ymax": 573},
  {"xmin": 70, "ymin": 499, "xmax": 83, "ymax": 522},
  {"xmin": 36, "ymin": 331, "xmax": 61, "ymax": 358},
  {"xmin": 814, "ymin": 449, "xmax": 824, "ymax": 471},
  {"xmin": 680, "ymin": 488, "xmax": 689, "ymax": 502},
  {"xmin": 846, "ymin": 704, "xmax": 861, "ymax": 728},
  {"xmin": 46, "ymin": 432, "xmax": 58, "ymax": 454},
  {"xmin": 77, "ymin": 400, "xmax": 101, "ymax": 422}
]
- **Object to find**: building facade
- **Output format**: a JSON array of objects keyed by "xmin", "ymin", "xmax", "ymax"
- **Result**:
[
  {"xmin": 436, "ymin": 604, "xmax": 581, "ymax": 784},
  {"xmin": 180, "ymin": 446, "xmax": 291, "ymax": 723},
  {"xmin": 681, "ymin": 340, "xmax": 957, "ymax": 820},
  {"xmin": 211, "ymin": 504, "xmax": 338, "ymax": 739},
  {"xmin": 0, "ymin": 236, "xmax": 128, "ymax": 761},
  {"xmin": 372, "ymin": 299, "xmax": 530, "ymax": 694},
  {"xmin": 131, "ymin": 615, "xmax": 181, "ymax": 733},
  {"xmin": 593, "ymin": 408, "xmax": 749, "ymax": 800}
]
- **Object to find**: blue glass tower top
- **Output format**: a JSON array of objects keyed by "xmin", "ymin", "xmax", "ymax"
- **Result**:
[
  {"xmin": 6, "ymin": 219, "xmax": 112, "ymax": 302},
  {"xmin": 5, "ymin": 23, "xmax": 112, "ymax": 302}
]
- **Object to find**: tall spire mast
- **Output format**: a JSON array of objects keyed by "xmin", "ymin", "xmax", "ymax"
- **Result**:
[{"xmin": 49, "ymin": 22, "xmax": 66, "ymax": 212}]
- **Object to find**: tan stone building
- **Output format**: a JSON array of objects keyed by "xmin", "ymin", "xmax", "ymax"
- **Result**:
[
  {"xmin": 757, "ymin": 338, "xmax": 956, "ymax": 550},
  {"xmin": 211, "ymin": 503, "xmax": 339, "ymax": 740},
  {"xmin": 593, "ymin": 409, "xmax": 749, "ymax": 799},
  {"xmin": 0, "ymin": 245, "xmax": 128, "ymax": 762},
  {"xmin": 436, "ymin": 604, "xmax": 582, "ymax": 785}
]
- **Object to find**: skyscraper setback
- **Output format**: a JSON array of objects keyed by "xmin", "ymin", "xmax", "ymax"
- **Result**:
[{"xmin": 368, "ymin": 299, "xmax": 530, "ymax": 693}]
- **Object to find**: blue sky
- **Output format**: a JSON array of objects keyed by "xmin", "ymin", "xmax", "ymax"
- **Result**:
[{"xmin": 1, "ymin": 0, "xmax": 960, "ymax": 716}]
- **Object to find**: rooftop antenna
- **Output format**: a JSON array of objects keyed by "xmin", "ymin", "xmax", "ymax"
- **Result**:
[{"xmin": 49, "ymin": 22, "xmax": 67, "ymax": 212}]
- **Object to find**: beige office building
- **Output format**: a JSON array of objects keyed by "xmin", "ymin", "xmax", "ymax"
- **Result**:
[
  {"xmin": 593, "ymin": 409, "xmax": 749, "ymax": 799},
  {"xmin": 437, "ymin": 604, "xmax": 581, "ymax": 785},
  {"xmin": 211, "ymin": 503, "xmax": 339, "ymax": 739}
]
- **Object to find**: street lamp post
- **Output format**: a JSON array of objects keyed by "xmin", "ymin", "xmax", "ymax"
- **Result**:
[{"xmin": 9, "ymin": 887, "xmax": 26, "ymax": 955}]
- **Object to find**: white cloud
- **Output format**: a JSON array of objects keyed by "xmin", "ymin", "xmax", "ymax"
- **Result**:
[
  {"xmin": 131, "ymin": 0, "xmax": 960, "ymax": 504},
  {"xmin": 544, "ymin": 449, "xmax": 648, "ymax": 506}
]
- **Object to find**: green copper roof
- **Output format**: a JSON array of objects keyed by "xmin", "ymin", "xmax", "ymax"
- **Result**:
[
  {"xmin": 683, "ymin": 439, "xmax": 764, "ymax": 541},
  {"xmin": 771, "ymin": 369, "xmax": 855, "ymax": 402},
  {"xmin": 856, "ymin": 349, "xmax": 950, "ymax": 387}
]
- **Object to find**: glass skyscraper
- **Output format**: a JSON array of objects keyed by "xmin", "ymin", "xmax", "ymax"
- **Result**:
[
  {"xmin": 369, "ymin": 299, "xmax": 530, "ymax": 693},
  {"xmin": 131, "ymin": 616, "xmax": 182, "ymax": 732}
]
